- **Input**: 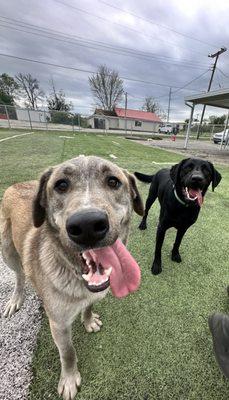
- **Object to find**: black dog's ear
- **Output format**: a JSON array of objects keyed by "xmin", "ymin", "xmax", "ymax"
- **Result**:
[
  {"xmin": 208, "ymin": 162, "xmax": 222, "ymax": 191},
  {"xmin": 124, "ymin": 171, "xmax": 144, "ymax": 216},
  {"xmin": 33, "ymin": 168, "xmax": 53, "ymax": 228},
  {"xmin": 170, "ymin": 158, "xmax": 190, "ymax": 186}
]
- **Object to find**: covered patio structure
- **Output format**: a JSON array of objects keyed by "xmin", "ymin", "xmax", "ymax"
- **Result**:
[{"xmin": 184, "ymin": 88, "xmax": 229, "ymax": 149}]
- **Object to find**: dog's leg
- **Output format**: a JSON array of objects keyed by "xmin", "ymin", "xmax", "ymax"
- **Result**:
[
  {"xmin": 2, "ymin": 218, "xmax": 25, "ymax": 317},
  {"xmin": 81, "ymin": 305, "xmax": 103, "ymax": 333},
  {"xmin": 139, "ymin": 184, "xmax": 157, "ymax": 230},
  {"xmin": 49, "ymin": 320, "xmax": 81, "ymax": 400},
  {"xmin": 171, "ymin": 228, "xmax": 187, "ymax": 263},
  {"xmin": 151, "ymin": 224, "xmax": 167, "ymax": 275}
]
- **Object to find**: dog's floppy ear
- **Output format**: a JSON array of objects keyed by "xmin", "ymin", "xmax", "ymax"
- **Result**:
[
  {"xmin": 33, "ymin": 168, "xmax": 53, "ymax": 228},
  {"xmin": 124, "ymin": 171, "xmax": 144, "ymax": 216},
  {"xmin": 170, "ymin": 158, "xmax": 190, "ymax": 186},
  {"xmin": 208, "ymin": 162, "xmax": 222, "ymax": 191}
]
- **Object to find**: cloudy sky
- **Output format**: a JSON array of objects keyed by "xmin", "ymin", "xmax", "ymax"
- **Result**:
[{"xmin": 1, "ymin": 0, "xmax": 229, "ymax": 120}]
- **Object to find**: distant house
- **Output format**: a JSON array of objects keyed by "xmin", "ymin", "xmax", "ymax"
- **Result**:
[{"xmin": 87, "ymin": 107, "xmax": 162, "ymax": 132}]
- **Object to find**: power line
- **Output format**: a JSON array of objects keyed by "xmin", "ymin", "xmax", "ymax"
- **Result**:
[
  {"xmin": 171, "ymin": 69, "xmax": 210, "ymax": 95},
  {"xmin": 215, "ymin": 68, "xmax": 223, "ymax": 88},
  {"xmin": 99, "ymin": 0, "xmax": 220, "ymax": 49},
  {"xmin": 0, "ymin": 52, "xmax": 210, "ymax": 92},
  {"xmin": 0, "ymin": 21, "xmax": 209, "ymax": 70},
  {"xmin": 53, "ymin": 0, "xmax": 208, "ymax": 57},
  {"xmin": 217, "ymin": 67, "xmax": 229, "ymax": 80},
  {"xmin": 0, "ymin": 14, "xmax": 208, "ymax": 67}
]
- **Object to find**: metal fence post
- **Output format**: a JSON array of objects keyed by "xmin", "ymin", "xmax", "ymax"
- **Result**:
[
  {"xmin": 211, "ymin": 124, "xmax": 215, "ymax": 137},
  {"xmin": 27, "ymin": 109, "xmax": 33, "ymax": 130},
  {"xmin": 72, "ymin": 115, "xmax": 74, "ymax": 133},
  {"xmin": 4, "ymin": 105, "xmax": 11, "ymax": 129},
  {"xmin": 45, "ymin": 110, "xmax": 48, "ymax": 131}
]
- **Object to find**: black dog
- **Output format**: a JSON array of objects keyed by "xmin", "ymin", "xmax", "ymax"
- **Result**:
[{"xmin": 135, "ymin": 158, "xmax": 221, "ymax": 275}]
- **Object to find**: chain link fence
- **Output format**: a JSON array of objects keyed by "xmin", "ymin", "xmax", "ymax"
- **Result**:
[
  {"xmin": 0, "ymin": 104, "xmax": 227, "ymax": 140},
  {"xmin": 0, "ymin": 105, "xmax": 89, "ymax": 131}
]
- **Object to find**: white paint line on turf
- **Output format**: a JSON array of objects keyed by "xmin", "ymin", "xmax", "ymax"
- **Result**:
[
  {"xmin": 151, "ymin": 161, "xmax": 174, "ymax": 164},
  {"xmin": 0, "ymin": 132, "xmax": 34, "ymax": 143},
  {"xmin": 59, "ymin": 135, "xmax": 74, "ymax": 139}
]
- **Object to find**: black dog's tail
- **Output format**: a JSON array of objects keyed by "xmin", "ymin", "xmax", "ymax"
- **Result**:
[{"xmin": 134, "ymin": 171, "xmax": 153, "ymax": 183}]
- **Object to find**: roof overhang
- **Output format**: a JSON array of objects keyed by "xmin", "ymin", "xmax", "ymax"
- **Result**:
[{"xmin": 185, "ymin": 88, "xmax": 229, "ymax": 110}]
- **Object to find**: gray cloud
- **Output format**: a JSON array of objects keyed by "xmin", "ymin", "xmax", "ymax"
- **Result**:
[{"xmin": 0, "ymin": 0, "xmax": 229, "ymax": 120}]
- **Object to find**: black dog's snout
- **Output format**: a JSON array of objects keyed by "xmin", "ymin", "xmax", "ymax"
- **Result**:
[
  {"xmin": 66, "ymin": 209, "xmax": 109, "ymax": 246},
  {"xmin": 190, "ymin": 173, "xmax": 204, "ymax": 185}
]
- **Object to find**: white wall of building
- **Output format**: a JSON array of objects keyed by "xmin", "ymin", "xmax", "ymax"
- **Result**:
[
  {"xmin": 118, "ymin": 118, "xmax": 159, "ymax": 132},
  {"xmin": 88, "ymin": 114, "xmax": 160, "ymax": 132}
]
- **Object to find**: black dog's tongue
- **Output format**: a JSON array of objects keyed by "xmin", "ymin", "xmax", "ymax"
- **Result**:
[{"xmin": 189, "ymin": 188, "xmax": 203, "ymax": 206}]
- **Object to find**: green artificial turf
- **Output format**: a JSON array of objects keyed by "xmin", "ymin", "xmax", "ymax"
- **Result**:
[{"xmin": 1, "ymin": 129, "xmax": 229, "ymax": 399}]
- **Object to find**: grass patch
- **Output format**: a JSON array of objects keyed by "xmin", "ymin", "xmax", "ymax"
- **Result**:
[{"xmin": 1, "ymin": 129, "xmax": 229, "ymax": 399}]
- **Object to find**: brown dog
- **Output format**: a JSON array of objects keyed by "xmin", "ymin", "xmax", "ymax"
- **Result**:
[{"xmin": 1, "ymin": 155, "xmax": 143, "ymax": 400}]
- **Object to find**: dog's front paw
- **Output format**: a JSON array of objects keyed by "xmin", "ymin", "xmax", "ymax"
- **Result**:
[
  {"xmin": 138, "ymin": 220, "xmax": 147, "ymax": 230},
  {"xmin": 4, "ymin": 294, "xmax": 23, "ymax": 317},
  {"xmin": 84, "ymin": 312, "xmax": 102, "ymax": 333},
  {"xmin": 58, "ymin": 371, "xmax": 81, "ymax": 400},
  {"xmin": 151, "ymin": 261, "xmax": 162, "ymax": 275},
  {"xmin": 171, "ymin": 251, "xmax": 182, "ymax": 263}
]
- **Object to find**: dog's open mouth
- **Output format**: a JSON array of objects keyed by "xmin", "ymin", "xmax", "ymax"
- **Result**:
[
  {"xmin": 80, "ymin": 239, "xmax": 141, "ymax": 298},
  {"xmin": 80, "ymin": 254, "xmax": 112, "ymax": 293},
  {"xmin": 183, "ymin": 187, "xmax": 203, "ymax": 206}
]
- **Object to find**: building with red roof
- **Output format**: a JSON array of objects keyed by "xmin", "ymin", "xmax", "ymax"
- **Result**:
[{"xmin": 88, "ymin": 107, "xmax": 162, "ymax": 133}]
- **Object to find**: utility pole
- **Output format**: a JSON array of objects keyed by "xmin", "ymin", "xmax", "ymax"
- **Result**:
[
  {"xmin": 124, "ymin": 91, "xmax": 127, "ymax": 135},
  {"xmin": 196, "ymin": 46, "xmax": 227, "ymax": 139},
  {"xmin": 167, "ymin": 87, "xmax": 172, "ymax": 122}
]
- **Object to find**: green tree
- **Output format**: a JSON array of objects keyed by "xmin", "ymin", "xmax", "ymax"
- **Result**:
[
  {"xmin": 0, "ymin": 73, "xmax": 19, "ymax": 105},
  {"xmin": 47, "ymin": 80, "xmax": 73, "ymax": 112},
  {"xmin": 209, "ymin": 114, "xmax": 226, "ymax": 125}
]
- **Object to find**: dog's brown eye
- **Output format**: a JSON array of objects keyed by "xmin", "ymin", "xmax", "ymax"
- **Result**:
[
  {"xmin": 107, "ymin": 176, "xmax": 121, "ymax": 189},
  {"xmin": 54, "ymin": 179, "xmax": 69, "ymax": 193}
]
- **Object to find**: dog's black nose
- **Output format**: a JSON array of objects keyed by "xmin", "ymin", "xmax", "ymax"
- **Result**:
[
  {"xmin": 191, "ymin": 174, "xmax": 203, "ymax": 184},
  {"xmin": 66, "ymin": 209, "xmax": 109, "ymax": 245}
]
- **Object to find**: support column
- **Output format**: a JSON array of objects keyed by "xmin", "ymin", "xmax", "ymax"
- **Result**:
[
  {"xmin": 184, "ymin": 103, "xmax": 195, "ymax": 149},
  {"xmin": 220, "ymin": 110, "xmax": 229, "ymax": 150}
]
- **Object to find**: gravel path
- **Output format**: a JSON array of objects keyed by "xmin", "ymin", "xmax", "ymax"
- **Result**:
[
  {"xmin": 0, "ymin": 254, "xmax": 42, "ymax": 400},
  {"xmin": 134, "ymin": 138, "xmax": 229, "ymax": 165}
]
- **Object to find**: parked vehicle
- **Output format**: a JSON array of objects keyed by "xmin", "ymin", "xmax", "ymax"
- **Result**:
[
  {"xmin": 212, "ymin": 129, "xmax": 229, "ymax": 144},
  {"xmin": 158, "ymin": 124, "xmax": 173, "ymax": 134}
]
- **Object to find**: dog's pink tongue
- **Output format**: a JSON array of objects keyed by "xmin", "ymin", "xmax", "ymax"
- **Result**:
[
  {"xmin": 189, "ymin": 188, "xmax": 203, "ymax": 206},
  {"xmin": 84, "ymin": 239, "xmax": 141, "ymax": 298}
]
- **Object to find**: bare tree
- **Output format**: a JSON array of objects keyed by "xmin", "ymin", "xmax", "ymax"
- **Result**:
[
  {"xmin": 142, "ymin": 96, "xmax": 166, "ymax": 120},
  {"xmin": 143, "ymin": 96, "xmax": 159, "ymax": 113},
  {"xmin": 16, "ymin": 73, "xmax": 44, "ymax": 109},
  {"xmin": 89, "ymin": 65, "xmax": 124, "ymax": 110}
]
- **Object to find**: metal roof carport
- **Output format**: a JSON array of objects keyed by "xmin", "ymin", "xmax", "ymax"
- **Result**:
[{"xmin": 184, "ymin": 88, "xmax": 229, "ymax": 149}]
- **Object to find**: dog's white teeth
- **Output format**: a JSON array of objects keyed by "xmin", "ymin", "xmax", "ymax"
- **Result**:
[
  {"xmin": 104, "ymin": 267, "xmax": 112, "ymax": 277},
  {"xmin": 88, "ymin": 277, "xmax": 109, "ymax": 287},
  {"xmin": 82, "ymin": 270, "xmax": 93, "ymax": 282}
]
